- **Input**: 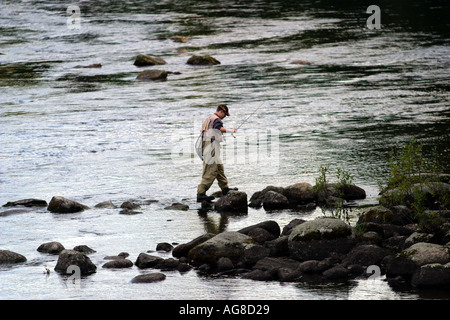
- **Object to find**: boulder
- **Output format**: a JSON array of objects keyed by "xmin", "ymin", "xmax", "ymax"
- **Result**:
[
  {"xmin": 186, "ymin": 55, "xmax": 220, "ymax": 65},
  {"xmin": 288, "ymin": 217, "xmax": 354, "ymax": 261},
  {"xmin": 47, "ymin": 196, "xmax": 89, "ymax": 214},
  {"xmin": 156, "ymin": 242, "xmax": 174, "ymax": 252},
  {"xmin": 131, "ymin": 273, "xmax": 166, "ymax": 283},
  {"xmin": 411, "ymin": 262, "xmax": 450, "ymax": 288},
  {"xmin": 73, "ymin": 245, "xmax": 96, "ymax": 254},
  {"xmin": 133, "ymin": 54, "xmax": 166, "ymax": 66},
  {"xmin": 94, "ymin": 200, "xmax": 116, "ymax": 208},
  {"xmin": 155, "ymin": 258, "xmax": 180, "ymax": 271},
  {"xmin": 341, "ymin": 244, "xmax": 390, "ymax": 268},
  {"xmin": 3, "ymin": 198, "xmax": 47, "ymax": 207},
  {"xmin": 170, "ymin": 35, "xmax": 188, "ymax": 43},
  {"xmin": 214, "ymin": 191, "xmax": 248, "ymax": 213},
  {"xmin": 172, "ymin": 233, "xmax": 215, "ymax": 258},
  {"xmin": 164, "ymin": 203, "xmax": 189, "ymax": 211},
  {"xmin": 238, "ymin": 220, "xmax": 280, "ymax": 239},
  {"xmin": 281, "ymin": 182, "xmax": 315, "ymax": 205},
  {"xmin": 249, "ymin": 186, "xmax": 284, "ymax": 208},
  {"xmin": 262, "ymin": 191, "xmax": 289, "ymax": 210},
  {"xmin": 281, "ymin": 219, "xmax": 306, "ymax": 236},
  {"xmin": 135, "ymin": 253, "xmax": 163, "ymax": 269},
  {"xmin": 54, "ymin": 250, "xmax": 97, "ymax": 276},
  {"xmin": 120, "ymin": 201, "xmax": 140, "ymax": 210},
  {"xmin": 380, "ymin": 182, "xmax": 450, "ymax": 208},
  {"xmin": 335, "ymin": 184, "xmax": 366, "ymax": 201},
  {"xmin": 136, "ymin": 70, "xmax": 168, "ymax": 81},
  {"xmin": 37, "ymin": 241, "xmax": 65, "ymax": 255},
  {"xmin": 357, "ymin": 206, "xmax": 394, "ymax": 225},
  {"xmin": 0, "ymin": 250, "xmax": 26, "ymax": 264},
  {"xmin": 102, "ymin": 259, "xmax": 133, "ymax": 269},
  {"xmin": 187, "ymin": 231, "xmax": 256, "ymax": 267},
  {"xmin": 387, "ymin": 242, "xmax": 450, "ymax": 279},
  {"xmin": 323, "ymin": 265, "xmax": 349, "ymax": 280}
]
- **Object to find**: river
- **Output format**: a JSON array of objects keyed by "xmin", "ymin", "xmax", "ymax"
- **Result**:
[{"xmin": 0, "ymin": 0, "xmax": 449, "ymax": 300}]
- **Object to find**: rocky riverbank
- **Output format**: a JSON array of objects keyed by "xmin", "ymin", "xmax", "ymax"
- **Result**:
[{"xmin": 1, "ymin": 178, "xmax": 450, "ymax": 290}]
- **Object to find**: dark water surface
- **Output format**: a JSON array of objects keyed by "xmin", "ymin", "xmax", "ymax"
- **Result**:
[{"xmin": 0, "ymin": 0, "xmax": 449, "ymax": 299}]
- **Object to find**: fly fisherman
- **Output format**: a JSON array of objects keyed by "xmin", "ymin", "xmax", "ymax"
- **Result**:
[{"xmin": 196, "ymin": 104, "xmax": 238, "ymax": 202}]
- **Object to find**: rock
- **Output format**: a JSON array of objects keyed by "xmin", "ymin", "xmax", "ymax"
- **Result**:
[
  {"xmin": 358, "ymin": 231, "xmax": 383, "ymax": 245},
  {"xmin": 164, "ymin": 203, "xmax": 189, "ymax": 211},
  {"xmin": 253, "ymin": 257, "xmax": 300, "ymax": 274},
  {"xmin": 242, "ymin": 245, "xmax": 270, "ymax": 267},
  {"xmin": 135, "ymin": 253, "xmax": 164, "ymax": 269},
  {"xmin": 217, "ymin": 257, "xmax": 234, "ymax": 272},
  {"xmin": 0, "ymin": 208, "xmax": 33, "ymax": 217},
  {"xmin": 214, "ymin": 191, "xmax": 248, "ymax": 213},
  {"xmin": 172, "ymin": 233, "xmax": 215, "ymax": 258},
  {"xmin": 37, "ymin": 241, "xmax": 65, "ymax": 255},
  {"xmin": 104, "ymin": 252, "xmax": 129, "ymax": 260},
  {"xmin": 131, "ymin": 273, "xmax": 166, "ymax": 283},
  {"xmin": 264, "ymin": 236, "xmax": 289, "ymax": 257},
  {"xmin": 188, "ymin": 231, "xmax": 256, "ymax": 267},
  {"xmin": 387, "ymin": 242, "xmax": 450, "ymax": 279},
  {"xmin": 74, "ymin": 63, "xmax": 102, "ymax": 68},
  {"xmin": 120, "ymin": 201, "xmax": 140, "ymax": 210},
  {"xmin": 291, "ymin": 60, "xmax": 312, "ymax": 65},
  {"xmin": 281, "ymin": 219, "xmax": 306, "ymax": 236},
  {"xmin": 242, "ymin": 269, "xmax": 274, "ymax": 281},
  {"xmin": 281, "ymin": 182, "xmax": 315, "ymax": 205},
  {"xmin": 238, "ymin": 220, "xmax": 281, "ymax": 239},
  {"xmin": 47, "ymin": 196, "xmax": 89, "ymax": 214},
  {"xmin": 155, "ymin": 258, "xmax": 179, "ymax": 271},
  {"xmin": 187, "ymin": 55, "xmax": 220, "ymax": 65},
  {"xmin": 380, "ymin": 182, "xmax": 450, "ymax": 208},
  {"xmin": 298, "ymin": 260, "xmax": 321, "ymax": 273},
  {"xmin": 341, "ymin": 245, "xmax": 390, "ymax": 268},
  {"xmin": 73, "ymin": 245, "xmax": 96, "ymax": 254},
  {"xmin": 94, "ymin": 200, "xmax": 116, "ymax": 208},
  {"xmin": 133, "ymin": 54, "xmax": 166, "ymax": 66},
  {"xmin": 156, "ymin": 242, "xmax": 174, "ymax": 252},
  {"xmin": 3, "ymin": 198, "xmax": 48, "ymax": 207},
  {"xmin": 102, "ymin": 259, "xmax": 133, "ymax": 269},
  {"xmin": 170, "ymin": 35, "xmax": 188, "ymax": 43},
  {"xmin": 335, "ymin": 184, "xmax": 366, "ymax": 201},
  {"xmin": 249, "ymin": 186, "xmax": 285, "ymax": 208},
  {"xmin": 404, "ymin": 232, "xmax": 434, "ymax": 249},
  {"xmin": 136, "ymin": 70, "xmax": 168, "ymax": 81},
  {"xmin": 119, "ymin": 209, "xmax": 142, "ymax": 215},
  {"xmin": 0, "ymin": 250, "xmax": 26, "ymax": 264},
  {"xmin": 357, "ymin": 206, "xmax": 394, "ymax": 225},
  {"xmin": 411, "ymin": 262, "xmax": 450, "ymax": 288},
  {"xmin": 288, "ymin": 217, "xmax": 354, "ymax": 261},
  {"xmin": 323, "ymin": 265, "xmax": 349, "ymax": 280},
  {"xmin": 262, "ymin": 191, "xmax": 289, "ymax": 210},
  {"xmin": 54, "ymin": 250, "xmax": 97, "ymax": 276}
]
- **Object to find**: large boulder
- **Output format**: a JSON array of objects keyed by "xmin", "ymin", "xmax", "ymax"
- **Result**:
[
  {"xmin": 172, "ymin": 233, "xmax": 215, "ymax": 258},
  {"xmin": 0, "ymin": 250, "xmax": 26, "ymax": 264},
  {"xmin": 386, "ymin": 242, "xmax": 450, "ymax": 279},
  {"xmin": 281, "ymin": 182, "xmax": 315, "ymax": 205},
  {"xmin": 214, "ymin": 191, "xmax": 248, "ymax": 213},
  {"xmin": 47, "ymin": 196, "xmax": 89, "ymax": 214},
  {"xmin": 249, "ymin": 186, "xmax": 284, "ymax": 208},
  {"xmin": 188, "ymin": 231, "xmax": 256, "ymax": 267},
  {"xmin": 135, "ymin": 253, "xmax": 163, "ymax": 269},
  {"xmin": 133, "ymin": 54, "xmax": 166, "ymax": 66},
  {"xmin": 54, "ymin": 250, "xmax": 97, "ymax": 276},
  {"xmin": 186, "ymin": 55, "xmax": 220, "ymax": 65},
  {"xmin": 411, "ymin": 262, "xmax": 450, "ymax": 288},
  {"xmin": 262, "ymin": 191, "xmax": 289, "ymax": 210},
  {"xmin": 288, "ymin": 217, "xmax": 354, "ymax": 261}
]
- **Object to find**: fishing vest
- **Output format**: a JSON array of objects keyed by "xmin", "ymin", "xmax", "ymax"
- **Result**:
[{"xmin": 201, "ymin": 113, "xmax": 223, "ymax": 142}]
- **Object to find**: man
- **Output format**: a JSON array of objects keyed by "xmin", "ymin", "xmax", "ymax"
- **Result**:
[{"xmin": 197, "ymin": 104, "xmax": 238, "ymax": 202}]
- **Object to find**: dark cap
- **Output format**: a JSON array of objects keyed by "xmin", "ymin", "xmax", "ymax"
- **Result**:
[{"xmin": 218, "ymin": 104, "xmax": 230, "ymax": 116}]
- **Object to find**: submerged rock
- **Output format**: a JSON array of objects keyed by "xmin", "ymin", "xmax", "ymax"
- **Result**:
[
  {"xmin": 164, "ymin": 203, "xmax": 189, "ymax": 211},
  {"xmin": 131, "ymin": 273, "xmax": 166, "ymax": 283},
  {"xmin": 136, "ymin": 70, "xmax": 168, "ymax": 81},
  {"xmin": 186, "ymin": 55, "xmax": 220, "ymax": 65},
  {"xmin": 3, "ymin": 198, "xmax": 48, "ymax": 207},
  {"xmin": 133, "ymin": 54, "xmax": 166, "ymax": 66},
  {"xmin": 47, "ymin": 196, "xmax": 89, "ymax": 214},
  {"xmin": 37, "ymin": 241, "xmax": 65, "ymax": 255},
  {"xmin": 0, "ymin": 250, "xmax": 27, "ymax": 264}
]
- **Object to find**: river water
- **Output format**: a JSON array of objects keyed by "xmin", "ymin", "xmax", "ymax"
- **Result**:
[{"xmin": 0, "ymin": 0, "xmax": 449, "ymax": 300}]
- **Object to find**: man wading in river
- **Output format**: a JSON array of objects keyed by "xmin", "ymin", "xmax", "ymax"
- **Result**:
[{"xmin": 196, "ymin": 105, "xmax": 238, "ymax": 202}]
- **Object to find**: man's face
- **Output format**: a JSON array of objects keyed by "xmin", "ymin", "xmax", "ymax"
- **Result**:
[{"xmin": 217, "ymin": 110, "xmax": 226, "ymax": 119}]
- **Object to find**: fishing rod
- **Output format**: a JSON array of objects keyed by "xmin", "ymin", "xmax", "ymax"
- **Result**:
[{"xmin": 232, "ymin": 100, "xmax": 267, "ymax": 138}]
